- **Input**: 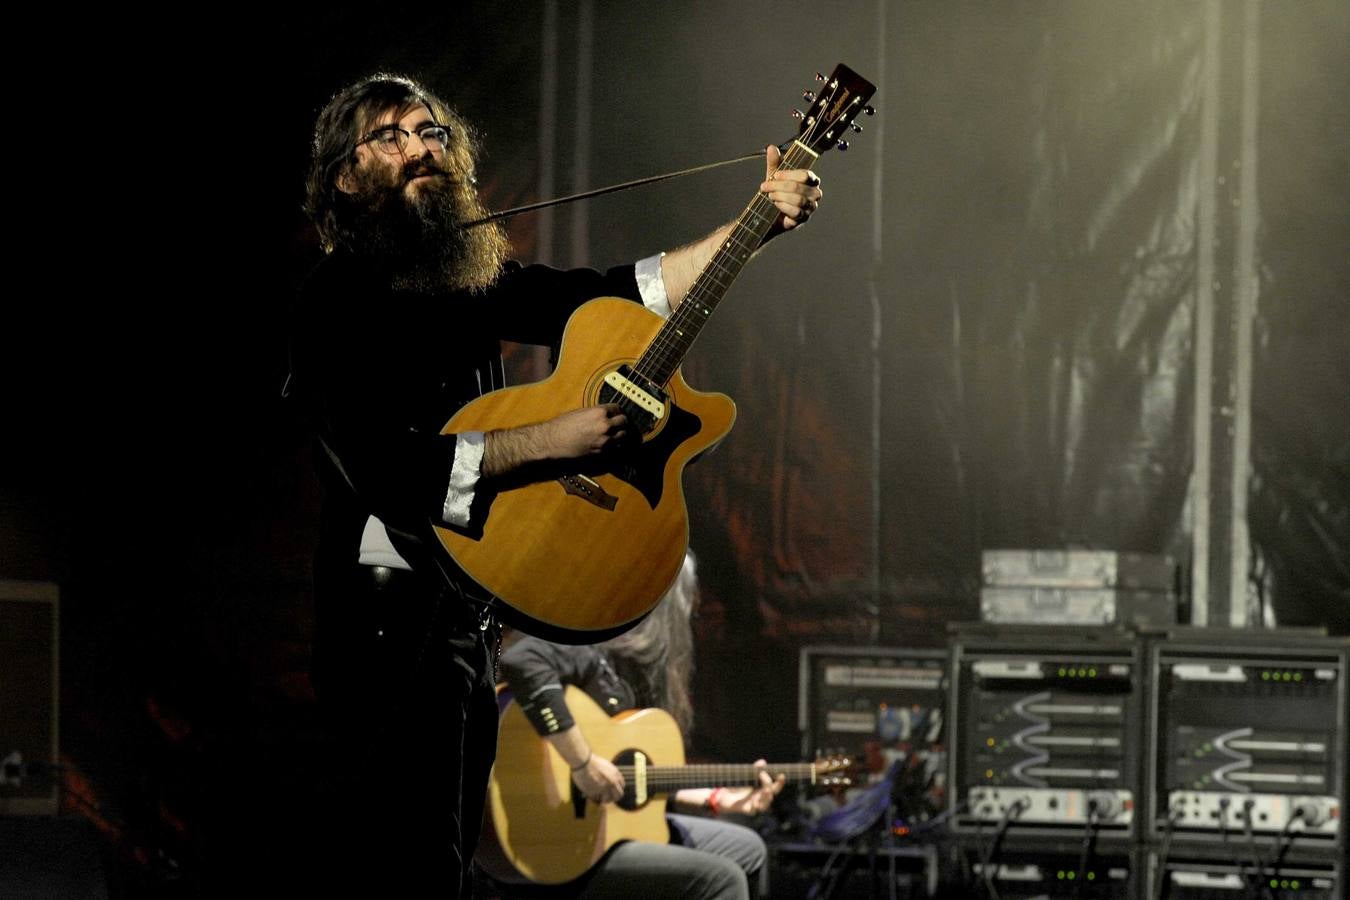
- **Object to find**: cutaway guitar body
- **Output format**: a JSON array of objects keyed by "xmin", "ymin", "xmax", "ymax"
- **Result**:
[
  {"xmin": 479, "ymin": 687, "xmax": 851, "ymax": 885},
  {"xmin": 434, "ymin": 298, "xmax": 735, "ymax": 640}
]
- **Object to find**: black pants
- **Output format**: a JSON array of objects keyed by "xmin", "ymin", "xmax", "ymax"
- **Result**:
[{"xmin": 309, "ymin": 563, "xmax": 502, "ymax": 898}]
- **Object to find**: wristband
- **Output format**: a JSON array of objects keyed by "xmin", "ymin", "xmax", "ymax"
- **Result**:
[
  {"xmin": 570, "ymin": 752, "xmax": 593, "ymax": 772},
  {"xmin": 707, "ymin": 787, "xmax": 724, "ymax": 815}
]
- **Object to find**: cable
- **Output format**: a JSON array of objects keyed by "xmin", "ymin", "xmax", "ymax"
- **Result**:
[
  {"xmin": 966, "ymin": 815, "xmax": 993, "ymax": 899},
  {"xmin": 1268, "ymin": 805, "xmax": 1307, "ymax": 886},
  {"xmin": 805, "ymin": 841, "xmax": 852, "ymax": 900},
  {"xmin": 1218, "ymin": 795, "xmax": 1232, "ymax": 854},
  {"xmin": 1153, "ymin": 806, "xmax": 1183, "ymax": 900},
  {"xmin": 460, "ymin": 150, "xmax": 770, "ymax": 228},
  {"xmin": 905, "ymin": 799, "xmax": 967, "ymax": 836},
  {"xmin": 977, "ymin": 800, "xmax": 1024, "ymax": 900},
  {"xmin": 1240, "ymin": 800, "xmax": 1272, "ymax": 900},
  {"xmin": 1071, "ymin": 803, "xmax": 1099, "ymax": 900}
]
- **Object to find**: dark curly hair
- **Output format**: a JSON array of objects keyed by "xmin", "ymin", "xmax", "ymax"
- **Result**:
[{"xmin": 305, "ymin": 73, "xmax": 481, "ymax": 253}]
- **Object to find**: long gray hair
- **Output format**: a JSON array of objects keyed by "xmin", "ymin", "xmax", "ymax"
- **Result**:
[{"xmin": 603, "ymin": 551, "xmax": 699, "ymax": 736}]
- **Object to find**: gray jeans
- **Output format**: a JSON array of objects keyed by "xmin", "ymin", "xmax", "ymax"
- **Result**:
[{"xmin": 573, "ymin": 814, "xmax": 768, "ymax": 900}]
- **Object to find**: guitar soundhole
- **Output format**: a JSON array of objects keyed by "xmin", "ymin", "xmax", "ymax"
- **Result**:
[
  {"xmin": 587, "ymin": 362, "xmax": 667, "ymax": 439},
  {"xmin": 613, "ymin": 748, "xmax": 650, "ymax": 812}
]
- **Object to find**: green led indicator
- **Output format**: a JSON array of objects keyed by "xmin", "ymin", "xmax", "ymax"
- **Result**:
[
  {"xmin": 1058, "ymin": 667, "xmax": 1067, "ymax": 677},
  {"xmin": 1293, "ymin": 672, "xmax": 1303, "ymax": 682},
  {"xmin": 1057, "ymin": 871, "xmax": 1065, "ymax": 880},
  {"xmin": 1292, "ymin": 880, "xmax": 1301, "ymax": 890},
  {"xmin": 1078, "ymin": 667, "xmax": 1088, "ymax": 677},
  {"xmin": 1067, "ymin": 871, "xmax": 1076, "ymax": 880},
  {"xmin": 1088, "ymin": 667, "xmax": 1097, "ymax": 677},
  {"xmin": 1283, "ymin": 672, "xmax": 1293, "ymax": 681},
  {"xmin": 1087, "ymin": 871, "xmax": 1096, "ymax": 881},
  {"xmin": 1281, "ymin": 880, "xmax": 1289, "ymax": 889},
  {"xmin": 1271, "ymin": 878, "xmax": 1280, "ymax": 888},
  {"xmin": 1262, "ymin": 671, "xmax": 1271, "ymax": 681}
]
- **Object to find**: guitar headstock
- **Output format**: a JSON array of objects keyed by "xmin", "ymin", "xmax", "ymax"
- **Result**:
[
  {"xmin": 791, "ymin": 64, "xmax": 877, "ymax": 157},
  {"xmin": 813, "ymin": 753, "xmax": 858, "ymax": 788}
]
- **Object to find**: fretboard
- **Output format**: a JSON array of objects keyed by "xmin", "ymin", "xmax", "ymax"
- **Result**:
[
  {"xmin": 615, "ymin": 761, "xmax": 823, "ymax": 793},
  {"xmin": 633, "ymin": 141, "xmax": 820, "ymax": 387}
]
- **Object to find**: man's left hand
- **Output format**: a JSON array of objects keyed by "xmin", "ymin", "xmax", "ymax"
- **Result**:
[
  {"xmin": 717, "ymin": 759, "xmax": 787, "ymax": 816},
  {"xmin": 760, "ymin": 145, "xmax": 823, "ymax": 240}
]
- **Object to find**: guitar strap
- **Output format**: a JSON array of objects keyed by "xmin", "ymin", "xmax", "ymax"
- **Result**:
[{"xmin": 316, "ymin": 432, "xmax": 357, "ymax": 496}]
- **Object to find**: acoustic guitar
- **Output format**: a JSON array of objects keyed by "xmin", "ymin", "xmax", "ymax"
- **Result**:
[
  {"xmin": 433, "ymin": 65, "xmax": 877, "ymax": 640},
  {"xmin": 480, "ymin": 685, "xmax": 852, "ymax": 885}
]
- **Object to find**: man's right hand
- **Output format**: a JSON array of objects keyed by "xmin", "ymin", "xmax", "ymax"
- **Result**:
[
  {"xmin": 571, "ymin": 752, "xmax": 626, "ymax": 805},
  {"xmin": 543, "ymin": 405, "xmax": 629, "ymax": 458},
  {"xmin": 482, "ymin": 404, "xmax": 628, "ymax": 477}
]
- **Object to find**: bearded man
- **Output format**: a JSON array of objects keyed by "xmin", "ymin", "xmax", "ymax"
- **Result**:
[{"xmin": 287, "ymin": 73, "xmax": 821, "ymax": 897}]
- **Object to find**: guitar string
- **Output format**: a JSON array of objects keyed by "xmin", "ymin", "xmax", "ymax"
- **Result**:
[
  {"xmin": 612, "ymin": 761, "xmax": 837, "ymax": 791},
  {"xmin": 631, "ymin": 87, "xmax": 842, "ymax": 388},
  {"xmin": 634, "ymin": 82, "xmax": 846, "ymax": 386},
  {"xmin": 636, "ymin": 177, "xmax": 808, "ymax": 383},
  {"xmin": 625, "ymin": 156, "xmax": 809, "ymax": 397},
  {"xmin": 639, "ymin": 73, "xmax": 862, "ymax": 378}
]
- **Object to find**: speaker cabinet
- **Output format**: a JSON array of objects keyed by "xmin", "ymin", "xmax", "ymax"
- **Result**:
[{"xmin": 1, "ymin": 579, "xmax": 59, "ymax": 815}]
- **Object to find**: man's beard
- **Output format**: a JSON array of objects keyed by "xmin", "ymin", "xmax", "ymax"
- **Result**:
[{"xmin": 334, "ymin": 158, "xmax": 509, "ymax": 293}]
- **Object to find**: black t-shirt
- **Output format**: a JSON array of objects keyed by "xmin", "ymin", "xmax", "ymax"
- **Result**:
[{"xmin": 498, "ymin": 636, "xmax": 643, "ymax": 736}]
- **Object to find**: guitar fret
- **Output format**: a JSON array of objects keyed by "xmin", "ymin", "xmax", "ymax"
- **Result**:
[
  {"xmin": 618, "ymin": 763, "xmax": 821, "ymax": 789},
  {"xmin": 635, "ymin": 144, "xmax": 822, "ymax": 385},
  {"xmin": 643, "ymin": 208, "xmax": 790, "ymax": 370}
]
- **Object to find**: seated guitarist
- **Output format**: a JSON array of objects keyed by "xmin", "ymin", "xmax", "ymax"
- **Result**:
[{"xmin": 495, "ymin": 553, "xmax": 784, "ymax": 900}]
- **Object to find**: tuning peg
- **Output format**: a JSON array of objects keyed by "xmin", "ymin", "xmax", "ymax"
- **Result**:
[
  {"xmin": 849, "ymin": 122, "xmax": 863, "ymax": 133},
  {"xmin": 815, "ymin": 72, "xmax": 826, "ymax": 82},
  {"xmin": 803, "ymin": 90, "xmax": 816, "ymax": 102},
  {"xmin": 791, "ymin": 108, "xmax": 805, "ymax": 120},
  {"xmin": 837, "ymin": 139, "xmax": 850, "ymax": 151},
  {"xmin": 863, "ymin": 105, "xmax": 876, "ymax": 116}
]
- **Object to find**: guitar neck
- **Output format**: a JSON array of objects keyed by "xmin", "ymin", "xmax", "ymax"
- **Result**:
[
  {"xmin": 616, "ymin": 761, "xmax": 824, "ymax": 794},
  {"xmin": 634, "ymin": 140, "xmax": 821, "ymax": 388}
]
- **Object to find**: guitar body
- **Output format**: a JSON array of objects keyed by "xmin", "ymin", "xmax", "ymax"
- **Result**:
[
  {"xmin": 434, "ymin": 297, "xmax": 735, "ymax": 639},
  {"xmin": 483, "ymin": 686, "xmax": 685, "ymax": 885}
]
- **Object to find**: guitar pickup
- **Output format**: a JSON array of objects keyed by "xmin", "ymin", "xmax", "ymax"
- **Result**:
[{"xmin": 602, "ymin": 367, "xmax": 666, "ymax": 427}]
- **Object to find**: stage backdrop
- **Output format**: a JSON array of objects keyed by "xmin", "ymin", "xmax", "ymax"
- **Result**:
[
  {"xmin": 0, "ymin": 1, "xmax": 1344, "ymax": 884},
  {"xmin": 551, "ymin": 1, "xmax": 1349, "ymax": 761}
]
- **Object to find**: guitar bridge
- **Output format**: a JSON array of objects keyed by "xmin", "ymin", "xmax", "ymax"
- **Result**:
[{"xmin": 558, "ymin": 474, "xmax": 618, "ymax": 510}]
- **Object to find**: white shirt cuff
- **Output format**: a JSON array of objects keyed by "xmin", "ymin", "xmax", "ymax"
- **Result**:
[
  {"xmin": 635, "ymin": 253, "xmax": 672, "ymax": 319},
  {"xmin": 442, "ymin": 431, "xmax": 486, "ymax": 527}
]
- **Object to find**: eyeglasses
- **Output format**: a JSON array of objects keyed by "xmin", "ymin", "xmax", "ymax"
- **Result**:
[{"xmin": 356, "ymin": 123, "xmax": 452, "ymax": 156}]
